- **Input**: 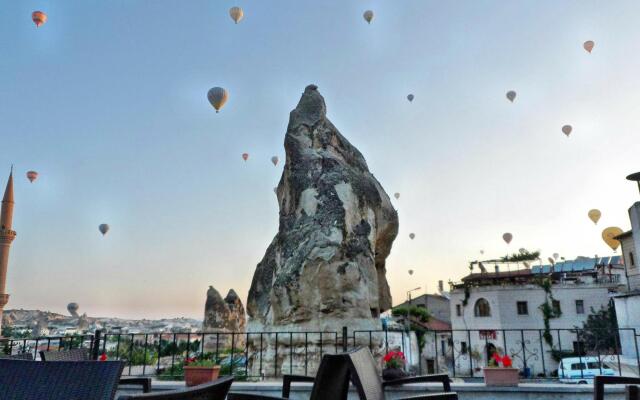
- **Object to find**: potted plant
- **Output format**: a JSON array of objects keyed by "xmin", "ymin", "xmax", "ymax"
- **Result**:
[
  {"xmin": 483, "ymin": 353, "xmax": 519, "ymax": 386},
  {"xmin": 183, "ymin": 356, "xmax": 221, "ymax": 387},
  {"xmin": 382, "ymin": 350, "xmax": 407, "ymax": 381}
]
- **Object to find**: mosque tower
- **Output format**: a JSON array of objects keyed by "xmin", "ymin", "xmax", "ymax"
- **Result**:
[{"xmin": 0, "ymin": 169, "xmax": 16, "ymax": 336}]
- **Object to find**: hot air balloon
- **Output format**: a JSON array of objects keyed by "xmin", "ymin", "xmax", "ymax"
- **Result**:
[
  {"xmin": 394, "ymin": 193, "xmax": 400, "ymax": 199},
  {"xmin": 26, "ymin": 171, "xmax": 38, "ymax": 183},
  {"xmin": 408, "ymin": 269, "xmax": 414, "ymax": 275},
  {"xmin": 480, "ymin": 250, "xmax": 484, "ymax": 255},
  {"xmin": 67, "ymin": 302, "xmax": 79, "ymax": 317},
  {"xmin": 562, "ymin": 125, "xmax": 572, "ymax": 137},
  {"xmin": 271, "ymin": 156, "xmax": 279, "ymax": 166},
  {"xmin": 407, "ymin": 94, "xmax": 414, "ymax": 102},
  {"xmin": 98, "ymin": 224, "xmax": 109, "ymax": 236},
  {"xmin": 588, "ymin": 209, "xmax": 601, "ymax": 225},
  {"xmin": 553, "ymin": 253, "xmax": 559, "ymax": 261},
  {"xmin": 518, "ymin": 248, "xmax": 526, "ymax": 254},
  {"xmin": 273, "ymin": 187, "xmax": 277, "ymax": 194},
  {"xmin": 229, "ymin": 7, "xmax": 244, "ymax": 24},
  {"xmin": 583, "ymin": 40, "xmax": 595, "ymax": 53},
  {"xmin": 506, "ymin": 91, "xmax": 516, "ymax": 103},
  {"xmin": 207, "ymin": 87, "xmax": 228, "ymax": 113},
  {"xmin": 32, "ymin": 11, "xmax": 47, "ymax": 28},
  {"xmin": 242, "ymin": 153, "xmax": 249, "ymax": 161},
  {"xmin": 409, "ymin": 233, "xmax": 415, "ymax": 240},
  {"xmin": 602, "ymin": 227, "xmax": 624, "ymax": 251},
  {"xmin": 363, "ymin": 10, "xmax": 374, "ymax": 24},
  {"xmin": 502, "ymin": 232, "xmax": 513, "ymax": 244}
]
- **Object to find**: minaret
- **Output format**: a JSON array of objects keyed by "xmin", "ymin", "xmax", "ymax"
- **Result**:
[{"xmin": 0, "ymin": 168, "xmax": 16, "ymax": 335}]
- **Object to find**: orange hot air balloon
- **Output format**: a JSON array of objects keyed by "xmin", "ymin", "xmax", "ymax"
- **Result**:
[
  {"xmin": 26, "ymin": 171, "xmax": 38, "ymax": 183},
  {"xmin": 588, "ymin": 209, "xmax": 601, "ymax": 224},
  {"xmin": 602, "ymin": 227, "xmax": 623, "ymax": 251},
  {"xmin": 583, "ymin": 40, "xmax": 595, "ymax": 53},
  {"xmin": 32, "ymin": 11, "xmax": 47, "ymax": 28},
  {"xmin": 242, "ymin": 153, "xmax": 249, "ymax": 161}
]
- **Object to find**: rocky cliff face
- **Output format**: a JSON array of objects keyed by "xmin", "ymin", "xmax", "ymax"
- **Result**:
[
  {"xmin": 247, "ymin": 85, "xmax": 398, "ymax": 333},
  {"xmin": 203, "ymin": 286, "xmax": 246, "ymax": 349}
]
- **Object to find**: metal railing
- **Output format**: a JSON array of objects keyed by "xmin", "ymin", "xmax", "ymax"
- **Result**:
[{"xmin": 1, "ymin": 327, "xmax": 638, "ymax": 381}]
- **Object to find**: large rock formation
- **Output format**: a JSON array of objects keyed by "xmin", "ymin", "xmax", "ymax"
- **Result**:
[
  {"xmin": 248, "ymin": 84, "xmax": 398, "ymax": 333},
  {"xmin": 203, "ymin": 286, "xmax": 246, "ymax": 349}
]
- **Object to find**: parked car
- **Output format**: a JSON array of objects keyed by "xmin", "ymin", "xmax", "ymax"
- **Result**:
[{"xmin": 558, "ymin": 357, "xmax": 616, "ymax": 384}]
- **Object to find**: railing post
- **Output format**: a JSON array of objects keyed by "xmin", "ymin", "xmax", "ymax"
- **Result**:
[
  {"xmin": 91, "ymin": 330, "xmax": 102, "ymax": 360},
  {"xmin": 342, "ymin": 326, "xmax": 348, "ymax": 352}
]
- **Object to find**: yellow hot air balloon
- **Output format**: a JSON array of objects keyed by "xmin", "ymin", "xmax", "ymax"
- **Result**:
[
  {"xmin": 229, "ymin": 7, "xmax": 244, "ymax": 24},
  {"xmin": 502, "ymin": 232, "xmax": 513, "ymax": 244},
  {"xmin": 363, "ymin": 10, "xmax": 374, "ymax": 24},
  {"xmin": 562, "ymin": 125, "xmax": 572, "ymax": 137},
  {"xmin": 588, "ymin": 209, "xmax": 601, "ymax": 225},
  {"xmin": 207, "ymin": 87, "xmax": 228, "ymax": 113},
  {"xmin": 602, "ymin": 227, "xmax": 623, "ymax": 251},
  {"xmin": 583, "ymin": 40, "xmax": 595, "ymax": 53}
]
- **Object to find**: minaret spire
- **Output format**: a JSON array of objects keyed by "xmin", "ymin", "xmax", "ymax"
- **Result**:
[{"xmin": 0, "ymin": 168, "xmax": 16, "ymax": 336}]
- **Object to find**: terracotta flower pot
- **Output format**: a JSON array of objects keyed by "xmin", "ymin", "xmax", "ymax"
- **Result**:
[
  {"xmin": 184, "ymin": 365, "xmax": 221, "ymax": 387},
  {"xmin": 382, "ymin": 367, "xmax": 407, "ymax": 381},
  {"xmin": 482, "ymin": 367, "xmax": 519, "ymax": 386}
]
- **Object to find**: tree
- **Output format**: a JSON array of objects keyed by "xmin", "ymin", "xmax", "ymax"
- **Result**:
[{"xmin": 575, "ymin": 302, "xmax": 620, "ymax": 353}]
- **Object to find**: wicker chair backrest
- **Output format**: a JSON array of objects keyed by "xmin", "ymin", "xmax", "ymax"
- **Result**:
[
  {"xmin": 0, "ymin": 359, "xmax": 124, "ymax": 400},
  {"xmin": 119, "ymin": 376, "xmax": 234, "ymax": 399},
  {"xmin": 345, "ymin": 347, "xmax": 385, "ymax": 400},
  {"xmin": 40, "ymin": 348, "xmax": 91, "ymax": 361},
  {"xmin": 0, "ymin": 352, "xmax": 34, "ymax": 360},
  {"xmin": 308, "ymin": 352, "xmax": 352, "ymax": 400}
]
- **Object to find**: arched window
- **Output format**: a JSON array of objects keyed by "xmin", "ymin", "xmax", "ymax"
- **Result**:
[{"xmin": 474, "ymin": 298, "xmax": 491, "ymax": 317}]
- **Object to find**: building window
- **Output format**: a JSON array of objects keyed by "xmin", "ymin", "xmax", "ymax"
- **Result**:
[
  {"xmin": 474, "ymin": 298, "xmax": 491, "ymax": 317},
  {"xmin": 575, "ymin": 300, "xmax": 584, "ymax": 314},
  {"xmin": 630, "ymin": 252, "xmax": 636, "ymax": 267},
  {"xmin": 456, "ymin": 304, "xmax": 462, "ymax": 316},
  {"xmin": 517, "ymin": 301, "xmax": 528, "ymax": 315},
  {"xmin": 460, "ymin": 341, "xmax": 468, "ymax": 354},
  {"xmin": 552, "ymin": 300, "xmax": 561, "ymax": 315}
]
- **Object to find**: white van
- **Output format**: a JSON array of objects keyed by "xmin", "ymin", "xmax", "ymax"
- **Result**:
[{"xmin": 558, "ymin": 357, "xmax": 616, "ymax": 383}]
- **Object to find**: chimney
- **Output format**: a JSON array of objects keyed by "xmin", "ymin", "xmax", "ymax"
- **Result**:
[{"xmin": 438, "ymin": 280, "xmax": 444, "ymax": 293}]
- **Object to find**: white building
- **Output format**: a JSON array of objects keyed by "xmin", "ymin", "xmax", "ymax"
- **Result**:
[{"xmin": 447, "ymin": 257, "xmax": 624, "ymax": 378}]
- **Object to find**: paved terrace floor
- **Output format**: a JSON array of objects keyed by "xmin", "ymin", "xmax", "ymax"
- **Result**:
[{"xmin": 117, "ymin": 380, "xmax": 630, "ymax": 400}]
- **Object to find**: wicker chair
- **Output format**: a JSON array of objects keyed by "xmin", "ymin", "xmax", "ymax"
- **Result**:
[
  {"xmin": 228, "ymin": 352, "xmax": 352, "ymax": 400},
  {"xmin": 594, "ymin": 376, "xmax": 640, "ymax": 400},
  {"xmin": 346, "ymin": 347, "xmax": 457, "ymax": 400},
  {"xmin": 40, "ymin": 348, "xmax": 152, "ymax": 393},
  {"xmin": 118, "ymin": 376, "xmax": 234, "ymax": 400},
  {"xmin": 0, "ymin": 352, "xmax": 34, "ymax": 360},
  {"xmin": 0, "ymin": 359, "xmax": 124, "ymax": 400}
]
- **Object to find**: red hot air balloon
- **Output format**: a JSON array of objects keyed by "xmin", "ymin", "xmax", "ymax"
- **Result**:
[
  {"xmin": 242, "ymin": 153, "xmax": 249, "ymax": 161},
  {"xmin": 26, "ymin": 171, "xmax": 38, "ymax": 183},
  {"xmin": 32, "ymin": 11, "xmax": 47, "ymax": 27}
]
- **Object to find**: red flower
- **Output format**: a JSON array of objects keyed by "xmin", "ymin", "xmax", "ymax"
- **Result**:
[
  {"xmin": 99, "ymin": 353, "xmax": 108, "ymax": 361},
  {"xmin": 502, "ymin": 355, "xmax": 512, "ymax": 368},
  {"xmin": 492, "ymin": 352, "xmax": 502, "ymax": 363}
]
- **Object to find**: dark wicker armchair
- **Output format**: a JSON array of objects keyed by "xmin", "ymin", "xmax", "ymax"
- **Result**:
[
  {"xmin": 40, "ymin": 348, "xmax": 152, "ymax": 393},
  {"xmin": 0, "ymin": 352, "xmax": 34, "ymax": 360},
  {"xmin": 594, "ymin": 375, "xmax": 640, "ymax": 400},
  {"xmin": 228, "ymin": 352, "xmax": 352, "ymax": 400},
  {"xmin": 0, "ymin": 359, "xmax": 125, "ymax": 400},
  {"xmin": 347, "ymin": 347, "xmax": 457, "ymax": 400},
  {"xmin": 118, "ymin": 376, "xmax": 233, "ymax": 400}
]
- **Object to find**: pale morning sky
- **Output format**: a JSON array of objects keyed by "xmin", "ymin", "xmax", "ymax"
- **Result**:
[{"xmin": 1, "ymin": 0, "xmax": 640, "ymax": 319}]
